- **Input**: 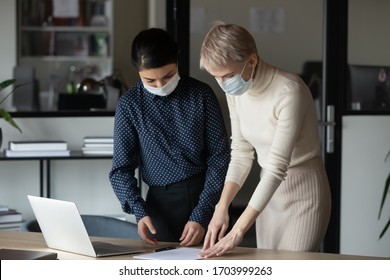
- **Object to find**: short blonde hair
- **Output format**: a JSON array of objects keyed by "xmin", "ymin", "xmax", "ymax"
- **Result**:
[{"xmin": 200, "ymin": 22, "xmax": 258, "ymax": 71}]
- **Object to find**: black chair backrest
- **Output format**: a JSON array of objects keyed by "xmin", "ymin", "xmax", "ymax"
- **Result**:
[{"xmin": 25, "ymin": 215, "xmax": 140, "ymax": 240}]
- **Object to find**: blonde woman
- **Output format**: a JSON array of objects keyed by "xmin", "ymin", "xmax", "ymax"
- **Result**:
[{"xmin": 199, "ymin": 23, "xmax": 331, "ymax": 258}]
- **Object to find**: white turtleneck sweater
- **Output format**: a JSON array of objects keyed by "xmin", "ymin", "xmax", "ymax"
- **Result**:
[{"xmin": 225, "ymin": 61, "xmax": 322, "ymax": 213}]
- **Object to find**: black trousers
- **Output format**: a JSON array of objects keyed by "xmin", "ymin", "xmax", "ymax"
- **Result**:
[{"xmin": 145, "ymin": 173, "xmax": 205, "ymax": 242}]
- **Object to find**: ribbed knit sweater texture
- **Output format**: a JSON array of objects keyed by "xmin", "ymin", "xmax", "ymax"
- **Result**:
[{"xmin": 225, "ymin": 60, "xmax": 331, "ymax": 251}]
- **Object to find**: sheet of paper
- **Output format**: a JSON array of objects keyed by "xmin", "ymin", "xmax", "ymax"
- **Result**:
[{"xmin": 134, "ymin": 247, "xmax": 203, "ymax": 260}]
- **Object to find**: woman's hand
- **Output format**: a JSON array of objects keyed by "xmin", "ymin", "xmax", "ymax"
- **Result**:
[
  {"xmin": 179, "ymin": 221, "xmax": 205, "ymax": 246},
  {"xmin": 200, "ymin": 227, "xmax": 244, "ymax": 258},
  {"xmin": 138, "ymin": 216, "xmax": 158, "ymax": 245},
  {"xmin": 202, "ymin": 204, "xmax": 230, "ymax": 251},
  {"xmin": 200, "ymin": 205, "xmax": 260, "ymax": 258}
]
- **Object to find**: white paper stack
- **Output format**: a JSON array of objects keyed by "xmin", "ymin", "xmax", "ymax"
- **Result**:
[
  {"xmin": 4, "ymin": 141, "xmax": 70, "ymax": 157},
  {"xmin": 82, "ymin": 136, "xmax": 113, "ymax": 155},
  {"xmin": 0, "ymin": 205, "xmax": 23, "ymax": 231}
]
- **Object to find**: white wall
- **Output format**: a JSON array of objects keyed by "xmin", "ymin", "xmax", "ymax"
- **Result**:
[
  {"xmin": 341, "ymin": 116, "xmax": 390, "ymax": 258},
  {"xmin": 348, "ymin": 0, "xmax": 390, "ymax": 65},
  {"xmin": 189, "ymin": 0, "xmax": 323, "ymax": 75}
]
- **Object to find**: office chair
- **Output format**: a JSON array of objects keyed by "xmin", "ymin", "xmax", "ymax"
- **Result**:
[{"xmin": 23, "ymin": 215, "xmax": 140, "ymax": 240}]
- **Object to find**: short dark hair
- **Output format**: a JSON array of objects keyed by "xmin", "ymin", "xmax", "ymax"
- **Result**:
[{"xmin": 131, "ymin": 28, "xmax": 179, "ymax": 71}]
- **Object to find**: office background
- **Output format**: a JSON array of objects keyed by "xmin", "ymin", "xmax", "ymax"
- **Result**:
[{"xmin": 0, "ymin": 0, "xmax": 389, "ymax": 258}]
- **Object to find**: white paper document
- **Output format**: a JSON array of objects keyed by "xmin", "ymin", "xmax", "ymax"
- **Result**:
[{"xmin": 134, "ymin": 247, "xmax": 203, "ymax": 260}]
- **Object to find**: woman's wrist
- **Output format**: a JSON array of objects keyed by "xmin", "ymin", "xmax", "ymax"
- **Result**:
[
  {"xmin": 232, "ymin": 205, "xmax": 260, "ymax": 234},
  {"xmin": 229, "ymin": 225, "xmax": 245, "ymax": 242},
  {"xmin": 215, "ymin": 181, "xmax": 241, "ymax": 210},
  {"xmin": 214, "ymin": 202, "xmax": 229, "ymax": 213}
]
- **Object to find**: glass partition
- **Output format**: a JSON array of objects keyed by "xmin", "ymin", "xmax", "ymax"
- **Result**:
[
  {"xmin": 347, "ymin": 0, "xmax": 390, "ymax": 114},
  {"xmin": 14, "ymin": 0, "xmax": 117, "ymax": 116}
]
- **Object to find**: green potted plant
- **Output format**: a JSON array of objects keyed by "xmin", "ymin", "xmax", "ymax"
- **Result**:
[
  {"xmin": 0, "ymin": 79, "xmax": 22, "ymax": 133},
  {"xmin": 0, "ymin": 79, "xmax": 22, "ymax": 149},
  {"xmin": 378, "ymin": 150, "xmax": 390, "ymax": 239}
]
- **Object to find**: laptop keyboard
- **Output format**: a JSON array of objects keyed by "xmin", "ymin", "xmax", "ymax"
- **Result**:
[{"xmin": 92, "ymin": 241, "xmax": 144, "ymax": 255}]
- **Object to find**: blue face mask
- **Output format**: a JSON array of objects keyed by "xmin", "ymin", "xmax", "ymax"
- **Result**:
[{"xmin": 216, "ymin": 62, "xmax": 254, "ymax": 96}]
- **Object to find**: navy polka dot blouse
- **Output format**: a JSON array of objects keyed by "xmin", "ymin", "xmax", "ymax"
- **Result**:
[{"xmin": 109, "ymin": 76, "xmax": 230, "ymax": 228}]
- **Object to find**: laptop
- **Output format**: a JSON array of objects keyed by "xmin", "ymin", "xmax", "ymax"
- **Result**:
[{"xmin": 27, "ymin": 195, "xmax": 146, "ymax": 258}]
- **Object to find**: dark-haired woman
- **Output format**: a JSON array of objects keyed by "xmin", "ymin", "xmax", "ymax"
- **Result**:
[{"xmin": 109, "ymin": 28, "xmax": 230, "ymax": 246}]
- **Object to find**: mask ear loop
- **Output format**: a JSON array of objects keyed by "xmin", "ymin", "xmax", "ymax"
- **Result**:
[
  {"xmin": 239, "ymin": 61, "xmax": 249, "ymax": 76},
  {"xmin": 175, "ymin": 59, "xmax": 180, "ymax": 77},
  {"xmin": 240, "ymin": 61, "xmax": 255, "ymax": 82}
]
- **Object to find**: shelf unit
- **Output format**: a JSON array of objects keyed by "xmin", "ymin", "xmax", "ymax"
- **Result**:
[
  {"xmin": 0, "ymin": 150, "xmax": 143, "ymax": 201},
  {"xmin": 0, "ymin": 151, "xmax": 113, "ymax": 198},
  {"xmin": 16, "ymin": 0, "xmax": 113, "ymax": 111}
]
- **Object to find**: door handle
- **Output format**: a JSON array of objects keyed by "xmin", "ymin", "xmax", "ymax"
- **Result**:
[{"xmin": 325, "ymin": 105, "xmax": 335, "ymax": 154}]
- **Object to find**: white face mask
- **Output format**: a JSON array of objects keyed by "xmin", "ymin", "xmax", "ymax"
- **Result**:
[
  {"xmin": 216, "ymin": 62, "xmax": 254, "ymax": 96},
  {"xmin": 143, "ymin": 73, "xmax": 180, "ymax": 97}
]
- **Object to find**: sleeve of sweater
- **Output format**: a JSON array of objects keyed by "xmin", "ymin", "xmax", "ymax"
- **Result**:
[
  {"xmin": 248, "ymin": 79, "xmax": 310, "ymax": 211},
  {"xmin": 224, "ymin": 98, "xmax": 255, "ymax": 187}
]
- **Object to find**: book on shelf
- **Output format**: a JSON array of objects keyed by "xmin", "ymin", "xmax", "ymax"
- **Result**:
[
  {"xmin": 83, "ymin": 136, "xmax": 113, "ymax": 144},
  {"xmin": 0, "ymin": 221, "xmax": 23, "ymax": 231},
  {"xmin": 82, "ymin": 136, "xmax": 114, "ymax": 155},
  {"xmin": 9, "ymin": 140, "xmax": 68, "ymax": 151},
  {"xmin": 0, "ymin": 248, "xmax": 58, "ymax": 260},
  {"xmin": 83, "ymin": 143, "xmax": 114, "ymax": 148},
  {"xmin": 4, "ymin": 149, "xmax": 71, "ymax": 158},
  {"xmin": 0, "ymin": 205, "xmax": 9, "ymax": 212},
  {"xmin": 0, "ymin": 209, "xmax": 23, "ymax": 223},
  {"xmin": 82, "ymin": 146, "xmax": 113, "ymax": 155}
]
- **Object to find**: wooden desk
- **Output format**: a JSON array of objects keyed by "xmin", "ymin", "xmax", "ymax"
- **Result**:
[{"xmin": 0, "ymin": 231, "xmax": 386, "ymax": 260}]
